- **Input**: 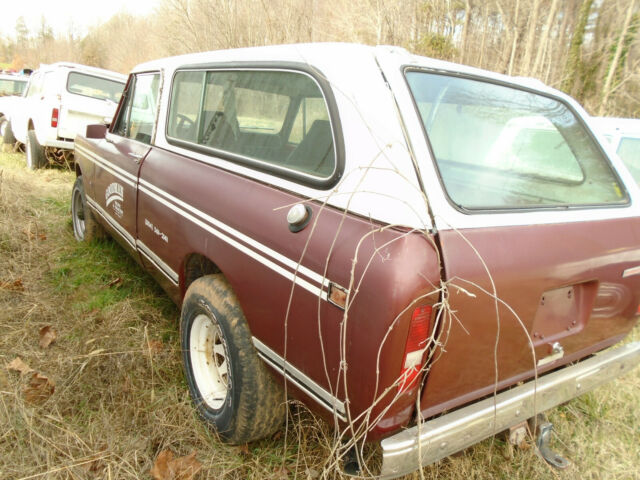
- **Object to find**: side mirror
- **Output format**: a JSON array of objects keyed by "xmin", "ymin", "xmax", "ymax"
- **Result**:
[{"xmin": 86, "ymin": 124, "xmax": 107, "ymax": 139}]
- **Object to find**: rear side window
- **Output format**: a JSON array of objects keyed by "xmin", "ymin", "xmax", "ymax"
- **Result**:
[
  {"xmin": 406, "ymin": 71, "xmax": 627, "ymax": 210},
  {"xmin": 617, "ymin": 137, "xmax": 640, "ymax": 184},
  {"xmin": 167, "ymin": 69, "xmax": 336, "ymax": 179},
  {"xmin": 67, "ymin": 72, "xmax": 124, "ymax": 102}
]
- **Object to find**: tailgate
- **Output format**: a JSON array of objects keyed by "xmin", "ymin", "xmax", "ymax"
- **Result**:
[
  {"xmin": 420, "ymin": 218, "xmax": 640, "ymax": 417},
  {"xmin": 58, "ymin": 95, "xmax": 117, "ymax": 140},
  {"xmin": 394, "ymin": 68, "xmax": 640, "ymax": 418}
]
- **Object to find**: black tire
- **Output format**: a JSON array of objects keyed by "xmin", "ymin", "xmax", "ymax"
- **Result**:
[
  {"xmin": 26, "ymin": 129, "xmax": 46, "ymax": 170},
  {"xmin": 71, "ymin": 176, "xmax": 105, "ymax": 242},
  {"xmin": 181, "ymin": 274, "xmax": 286, "ymax": 444},
  {"xmin": 0, "ymin": 116, "xmax": 16, "ymax": 145}
]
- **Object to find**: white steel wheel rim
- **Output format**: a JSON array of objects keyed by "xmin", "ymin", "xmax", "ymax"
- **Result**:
[
  {"xmin": 72, "ymin": 188, "xmax": 85, "ymax": 239},
  {"xmin": 189, "ymin": 313, "xmax": 229, "ymax": 410}
]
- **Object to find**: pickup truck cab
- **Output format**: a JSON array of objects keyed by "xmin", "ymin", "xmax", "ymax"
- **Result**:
[
  {"xmin": 8, "ymin": 62, "xmax": 126, "ymax": 169},
  {"xmin": 71, "ymin": 44, "xmax": 640, "ymax": 478}
]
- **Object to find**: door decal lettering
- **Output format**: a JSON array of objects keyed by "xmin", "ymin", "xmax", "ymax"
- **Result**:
[
  {"xmin": 105, "ymin": 182, "xmax": 124, "ymax": 218},
  {"xmin": 144, "ymin": 218, "xmax": 169, "ymax": 243}
]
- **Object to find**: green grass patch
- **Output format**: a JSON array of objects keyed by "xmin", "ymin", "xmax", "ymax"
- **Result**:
[{"xmin": 49, "ymin": 238, "xmax": 172, "ymax": 313}]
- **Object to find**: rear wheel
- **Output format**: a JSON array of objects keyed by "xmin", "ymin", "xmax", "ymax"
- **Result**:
[
  {"xmin": 26, "ymin": 130, "xmax": 46, "ymax": 170},
  {"xmin": 0, "ymin": 116, "xmax": 16, "ymax": 145},
  {"xmin": 181, "ymin": 274, "xmax": 286, "ymax": 444},
  {"xmin": 71, "ymin": 176, "xmax": 105, "ymax": 241}
]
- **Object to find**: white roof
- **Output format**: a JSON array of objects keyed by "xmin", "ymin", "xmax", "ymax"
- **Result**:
[
  {"xmin": 0, "ymin": 73, "xmax": 28, "ymax": 82},
  {"xmin": 132, "ymin": 42, "xmax": 563, "ymax": 95},
  {"xmin": 34, "ymin": 62, "xmax": 127, "ymax": 83},
  {"xmin": 591, "ymin": 116, "xmax": 640, "ymax": 137}
]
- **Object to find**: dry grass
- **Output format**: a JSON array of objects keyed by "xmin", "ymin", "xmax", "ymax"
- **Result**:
[{"xmin": 0, "ymin": 151, "xmax": 638, "ymax": 480}]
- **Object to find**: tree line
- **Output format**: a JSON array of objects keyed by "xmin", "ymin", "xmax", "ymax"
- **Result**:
[{"xmin": 1, "ymin": 0, "xmax": 638, "ymax": 117}]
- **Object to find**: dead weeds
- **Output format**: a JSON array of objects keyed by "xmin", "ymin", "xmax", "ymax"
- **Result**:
[{"xmin": 0, "ymin": 152, "xmax": 638, "ymax": 479}]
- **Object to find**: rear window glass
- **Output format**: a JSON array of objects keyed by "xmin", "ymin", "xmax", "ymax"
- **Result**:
[
  {"xmin": 617, "ymin": 137, "xmax": 640, "ymax": 184},
  {"xmin": 0, "ymin": 78, "xmax": 27, "ymax": 96},
  {"xmin": 167, "ymin": 69, "xmax": 335, "ymax": 179},
  {"xmin": 405, "ymin": 71, "xmax": 627, "ymax": 210},
  {"xmin": 67, "ymin": 72, "xmax": 124, "ymax": 102}
]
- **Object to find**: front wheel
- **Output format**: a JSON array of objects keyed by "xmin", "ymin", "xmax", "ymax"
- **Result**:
[
  {"xmin": 71, "ymin": 176, "xmax": 105, "ymax": 241},
  {"xmin": 181, "ymin": 274, "xmax": 286, "ymax": 444},
  {"xmin": 26, "ymin": 130, "xmax": 46, "ymax": 170}
]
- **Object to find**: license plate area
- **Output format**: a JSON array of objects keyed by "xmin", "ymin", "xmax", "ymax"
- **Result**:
[{"xmin": 532, "ymin": 281, "xmax": 598, "ymax": 346}]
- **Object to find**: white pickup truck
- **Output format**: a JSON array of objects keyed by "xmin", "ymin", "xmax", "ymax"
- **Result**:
[{"xmin": 4, "ymin": 62, "xmax": 126, "ymax": 169}]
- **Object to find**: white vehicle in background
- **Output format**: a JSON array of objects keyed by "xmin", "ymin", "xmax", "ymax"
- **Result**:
[
  {"xmin": 0, "ymin": 72, "xmax": 28, "ymax": 97},
  {"xmin": 0, "ymin": 72, "xmax": 29, "ymax": 145},
  {"xmin": 592, "ymin": 117, "xmax": 640, "ymax": 184},
  {"xmin": 6, "ymin": 62, "xmax": 126, "ymax": 169}
]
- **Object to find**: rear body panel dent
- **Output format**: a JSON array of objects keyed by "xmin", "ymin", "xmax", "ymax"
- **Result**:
[{"xmin": 420, "ymin": 218, "xmax": 640, "ymax": 417}]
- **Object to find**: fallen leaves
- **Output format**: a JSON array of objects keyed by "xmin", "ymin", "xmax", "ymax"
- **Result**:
[
  {"xmin": 6, "ymin": 357, "xmax": 55, "ymax": 404},
  {"xmin": 39, "ymin": 325, "xmax": 57, "ymax": 349},
  {"xmin": 150, "ymin": 450, "xmax": 202, "ymax": 480},
  {"xmin": 23, "ymin": 372, "xmax": 55, "ymax": 404},
  {"xmin": 147, "ymin": 339, "xmax": 164, "ymax": 355},
  {"xmin": 107, "ymin": 277, "xmax": 123, "ymax": 288},
  {"xmin": 305, "ymin": 468, "xmax": 320, "ymax": 479},
  {"xmin": 7, "ymin": 357, "xmax": 34, "ymax": 375},
  {"xmin": 237, "ymin": 444, "xmax": 250, "ymax": 457},
  {"xmin": 0, "ymin": 278, "xmax": 24, "ymax": 291},
  {"xmin": 268, "ymin": 466, "xmax": 291, "ymax": 480},
  {"xmin": 22, "ymin": 226, "xmax": 47, "ymax": 241}
]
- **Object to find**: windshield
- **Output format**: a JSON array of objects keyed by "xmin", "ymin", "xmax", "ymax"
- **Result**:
[
  {"xmin": 618, "ymin": 137, "xmax": 640, "ymax": 184},
  {"xmin": 405, "ymin": 71, "xmax": 627, "ymax": 210},
  {"xmin": 67, "ymin": 72, "xmax": 124, "ymax": 102},
  {"xmin": 0, "ymin": 78, "xmax": 27, "ymax": 96}
]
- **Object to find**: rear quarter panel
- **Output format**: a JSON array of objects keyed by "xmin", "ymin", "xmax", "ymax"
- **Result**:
[{"xmin": 137, "ymin": 146, "xmax": 441, "ymax": 437}]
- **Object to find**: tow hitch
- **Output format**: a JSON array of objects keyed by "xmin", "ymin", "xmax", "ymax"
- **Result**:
[{"xmin": 532, "ymin": 416, "xmax": 570, "ymax": 469}]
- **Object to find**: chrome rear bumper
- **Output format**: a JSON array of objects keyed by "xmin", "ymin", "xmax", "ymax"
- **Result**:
[{"xmin": 380, "ymin": 341, "xmax": 640, "ymax": 478}]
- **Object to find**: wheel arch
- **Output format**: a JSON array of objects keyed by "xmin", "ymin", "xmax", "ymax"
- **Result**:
[
  {"xmin": 26, "ymin": 119, "xmax": 41, "ymax": 144},
  {"xmin": 182, "ymin": 253, "xmax": 221, "ymax": 297}
]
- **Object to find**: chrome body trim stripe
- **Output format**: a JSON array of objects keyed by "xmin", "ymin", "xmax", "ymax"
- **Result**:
[
  {"xmin": 138, "ymin": 177, "xmax": 330, "ymax": 289},
  {"xmin": 77, "ymin": 146, "xmax": 332, "ymax": 300},
  {"xmin": 252, "ymin": 337, "xmax": 346, "ymax": 421},
  {"xmin": 139, "ymin": 183, "xmax": 328, "ymax": 300},
  {"xmin": 86, "ymin": 196, "xmax": 135, "ymax": 249},
  {"xmin": 622, "ymin": 266, "xmax": 640, "ymax": 278},
  {"xmin": 136, "ymin": 239, "xmax": 179, "ymax": 285},
  {"xmin": 379, "ymin": 341, "xmax": 640, "ymax": 479}
]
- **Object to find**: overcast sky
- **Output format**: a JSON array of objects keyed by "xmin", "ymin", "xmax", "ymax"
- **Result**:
[{"xmin": 0, "ymin": 0, "xmax": 161, "ymax": 39}]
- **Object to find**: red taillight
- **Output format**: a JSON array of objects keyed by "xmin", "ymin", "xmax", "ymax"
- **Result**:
[
  {"xmin": 398, "ymin": 306, "xmax": 432, "ymax": 393},
  {"xmin": 51, "ymin": 108, "xmax": 59, "ymax": 128}
]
